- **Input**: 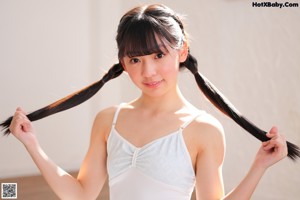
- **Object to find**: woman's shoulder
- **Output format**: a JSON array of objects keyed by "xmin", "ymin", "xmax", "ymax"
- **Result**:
[
  {"xmin": 186, "ymin": 109, "xmax": 225, "ymax": 148},
  {"xmin": 184, "ymin": 109, "xmax": 225, "ymax": 166},
  {"xmin": 90, "ymin": 105, "xmax": 119, "ymax": 136},
  {"xmin": 194, "ymin": 110, "xmax": 224, "ymax": 135},
  {"xmin": 94, "ymin": 105, "xmax": 119, "ymax": 125},
  {"xmin": 184, "ymin": 101, "xmax": 223, "ymax": 134},
  {"xmin": 94, "ymin": 103, "xmax": 133, "ymax": 119}
]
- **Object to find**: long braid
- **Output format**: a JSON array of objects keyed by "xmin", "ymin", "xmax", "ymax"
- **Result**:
[
  {"xmin": 0, "ymin": 63, "xmax": 124, "ymax": 135},
  {"xmin": 181, "ymin": 53, "xmax": 300, "ymax": 160}
]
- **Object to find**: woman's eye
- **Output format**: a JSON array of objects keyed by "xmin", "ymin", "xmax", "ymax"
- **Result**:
[
  {"xmin": 155, "ymin": 53, "xmax": 165, "ymax": 59},
  {"xmin": 130, "ymin": 58, "xmax": 140, "ymax": 64}
]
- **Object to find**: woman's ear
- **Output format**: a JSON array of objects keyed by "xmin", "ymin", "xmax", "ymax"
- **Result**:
[
  {"xmin": 179, "ymin": 41, "xmax": 189, "ymax": 63},
  {"xmin": 120, "ymin": 61, "xmax": 127, "ymax": 71}
]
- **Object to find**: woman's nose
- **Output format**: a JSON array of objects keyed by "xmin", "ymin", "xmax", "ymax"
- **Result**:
[{"xmin": 141, "ymin": 60, "xmax": 157, "ymax": 77}]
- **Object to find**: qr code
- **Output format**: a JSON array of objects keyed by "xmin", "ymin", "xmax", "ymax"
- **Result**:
[{"xmin": 1, "ymin": 183, "xmax": 17, "ymax": 199}]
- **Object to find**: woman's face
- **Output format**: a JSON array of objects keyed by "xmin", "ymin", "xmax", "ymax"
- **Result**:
[{"xmin": 122, "ymin": 42, "xmax": 188, "ymax": 97}]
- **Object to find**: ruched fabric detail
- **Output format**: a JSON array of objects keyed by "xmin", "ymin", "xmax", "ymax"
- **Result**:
[{"xmin": 107, "ymin": 104, "xmax": 204, "ymax": 200}]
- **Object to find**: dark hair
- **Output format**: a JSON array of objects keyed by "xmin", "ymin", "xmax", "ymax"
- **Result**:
[
  {"xmin": 1, "ymin": 4, "xmax": 299, "ymax": 160},
  {"xmin": 116, "ymin": 4, "xmax": 185, "ymax": 59},
  {"xmin": 0, "ymin": 63, "xmax": 123, "ymax": 133}
]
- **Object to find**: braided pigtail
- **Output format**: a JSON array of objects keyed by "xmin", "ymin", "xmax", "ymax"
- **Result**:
[
  {"xmin": 1, "ymin": 63, "xmax": 124, "ymax": 135},
  {"xmin": 181, "ymin": 53, "xmax": 300, "ymax": 161}
]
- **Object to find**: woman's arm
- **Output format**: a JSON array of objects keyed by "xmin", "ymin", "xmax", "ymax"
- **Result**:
[
  {"xmin": 9, "ymin": 107, "xmax": 111, "ymax": 200},
  {"xmin": 193, "ymin": 120, "xmax": 226, "ymax": 199},
  {"xmin": 223, "ymin": 127, "xmax": 288, "ymax": 200},
  {"xmin": 194, "ymin": 119, "xmax": 287, "ymax": 200}
]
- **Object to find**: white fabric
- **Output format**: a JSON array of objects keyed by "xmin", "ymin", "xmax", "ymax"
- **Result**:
[{"xmin": 107, "ymin": 104, "xmax": 203, "ymax": 200}]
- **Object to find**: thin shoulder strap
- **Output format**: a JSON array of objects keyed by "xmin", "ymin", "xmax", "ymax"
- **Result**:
[
  {"xmin": 112, "ymin": 103, "xmax": 126, "ymax": 126},
  {"xmin": 180, "ymin": 111, "xmax": 204, "ymax": 129}
]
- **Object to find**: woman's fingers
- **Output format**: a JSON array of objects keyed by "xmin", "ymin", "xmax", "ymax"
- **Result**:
[
  {"xmin": 9, "ymin": 107, "xmax": 30, "ymax": 134},
  {"xmin": 8, "ymin": 108, "xmax": 36, "ymax": 147},
  {"xmin": 263, "ymin": 126, "xmax": 288, "ymax": 157},
  {"xmin": 16, "ymin": 107, "xmax": 28, "ymax": 116},
  {"xmin": 266, "ymin": 126, "xmax": 279, "ymax": 139}
]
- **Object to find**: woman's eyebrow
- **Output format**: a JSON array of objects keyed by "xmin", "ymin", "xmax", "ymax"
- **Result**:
[{"xmin": 126, "ymin": 45, "xmax": 168, "ymax": 58}]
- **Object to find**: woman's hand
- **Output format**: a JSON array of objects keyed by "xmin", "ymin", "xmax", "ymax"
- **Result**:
[
  {"xmin": 254, "ymin": 126, "xmax": 288, "ymax": 169},
  {"xmin": 9, "ymin": 107, "xmax": 37, "ymax": 147}
]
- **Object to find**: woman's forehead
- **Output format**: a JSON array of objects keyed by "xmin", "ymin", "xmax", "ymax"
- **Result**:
[
  {"xmin": 122, "ymin": 32, "xmax": 169, "ymax": 57},
  {"xmin": 125, "ymin": 43, "xmax": 168, "ymax": 58}
]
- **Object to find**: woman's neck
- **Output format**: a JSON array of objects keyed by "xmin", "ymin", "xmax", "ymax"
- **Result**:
[{"xmin": 132, "ymin": 86, "xmax": 193, "ymax": 114}]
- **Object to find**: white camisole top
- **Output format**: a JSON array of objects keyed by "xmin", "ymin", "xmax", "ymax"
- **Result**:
[{"xmin": 107, "ymin": 104, "xmax": 203, "ymax": 200}]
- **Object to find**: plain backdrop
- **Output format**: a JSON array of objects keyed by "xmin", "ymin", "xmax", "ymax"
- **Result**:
[{"xmin": 0, "ymin": 0, "xmax": 299, "ymax": 199}]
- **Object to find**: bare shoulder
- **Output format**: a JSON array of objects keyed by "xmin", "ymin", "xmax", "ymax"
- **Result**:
[
  {"xmin": 94, "ymin": 106, "xmax": 117, "ymax": 124},
  {"xmin": 194, "ymin": 112, "xmax": 224, "ymax": 140},
  {"xmin": 188, "ymin": 111, "xmax": 224, "ymax": 136},
  {"xmin": 91, "ymin": 105, "xmax": 118, "ymax": 141},
  {"xmin": 185, "ymin": 111, "xmax": 225, "ymax": 153}
]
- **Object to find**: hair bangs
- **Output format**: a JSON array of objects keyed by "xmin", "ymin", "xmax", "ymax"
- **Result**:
[{"xmin": 118, "ymin": 19, "xmax": 169, "ymax": 58}]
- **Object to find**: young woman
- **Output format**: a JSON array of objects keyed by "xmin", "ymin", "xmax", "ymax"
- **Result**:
[{"xmin": 2, "ymin": 4, "xmax": 299, "ymax": 200}]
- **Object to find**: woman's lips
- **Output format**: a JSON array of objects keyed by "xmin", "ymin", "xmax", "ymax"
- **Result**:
[{"xmin": 143, "ymin": 80, "xmax": 163, "ymax": 88}]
